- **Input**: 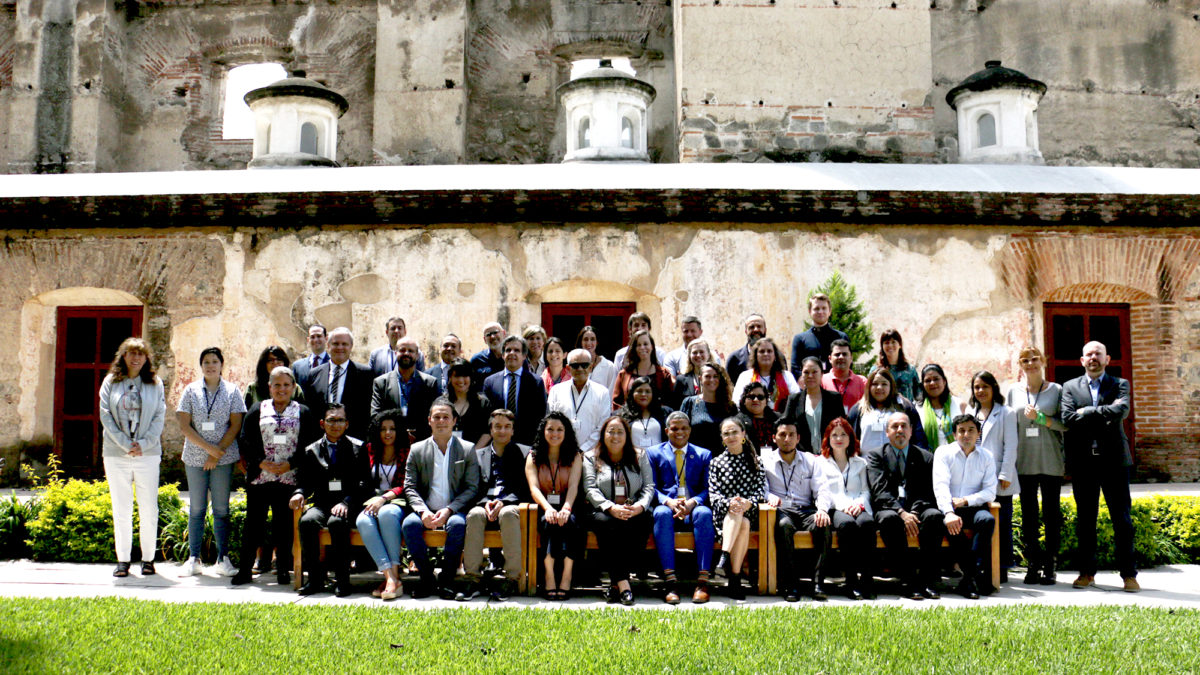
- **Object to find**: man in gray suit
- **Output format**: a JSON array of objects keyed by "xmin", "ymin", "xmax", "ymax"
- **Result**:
[
  {"xmin": 401, "ymin": 398, "xmax": 481, "ymax": 599},
  {"xmin": 368, "ymin": 316, "xmax": 427, "ymax": 377},
  {"xmin": 1061, "ymin": 340, "xmax": 1137, "ymax": 592},
  {"xmin": 371, "ymin": 336, "xmax": 439, "ymax": 442}
]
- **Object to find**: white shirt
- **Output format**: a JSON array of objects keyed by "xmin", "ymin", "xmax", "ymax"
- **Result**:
[
  {"xmin": 761, "ymin": 448, "xmax": 827, "ymax": 510},
  {"xmin": 548, "ymin": 379, "xmax": 611, "ymax": 451},
  {"xmin": 588, "ymin": 356, "xmax": 617, "ymax": 392},
  {"xmin": 662, "ymin": 347, "xmax": 687, "ymax": 377},
  {"xmin": 629, "ymin": 415, "xmax": 663, "ymax": 449},
  {"xmin": 932, "ymin": 442, "xmax": 997, "ymax": 514},
  {"xmin": 427, "ymin": 443, "xmax": 453, "ymax": 512},
  {"xmin": 612, "ymin": 346, "xmax": 669, "ymax": 377}
]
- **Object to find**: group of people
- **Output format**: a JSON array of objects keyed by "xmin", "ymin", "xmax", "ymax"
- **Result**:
[{"xmin": 97, "ymin": 299, "xmax": 1138, "ymax": 602}]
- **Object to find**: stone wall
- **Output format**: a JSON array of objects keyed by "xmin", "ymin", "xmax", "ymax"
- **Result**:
[{"xmin": 2, "ymin": 221, "xmax": 1197, "ymax": 482}]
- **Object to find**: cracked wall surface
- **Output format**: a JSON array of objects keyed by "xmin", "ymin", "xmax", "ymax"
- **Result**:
[{"xmin": 2, "ymin": 223, "xmax": 1198, "ymax": 481}]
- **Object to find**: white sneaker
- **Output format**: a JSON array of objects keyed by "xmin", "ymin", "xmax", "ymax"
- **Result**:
[
  {"xmin": 214, "ymin": 557, "xmax": 237, "ymax": 577},
  {"xmin": 180, "ymin": 557, "xmax": 201, "ymax": 576}
]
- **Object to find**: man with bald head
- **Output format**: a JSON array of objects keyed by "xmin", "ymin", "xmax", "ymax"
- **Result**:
[
  {"xmin": 867, "ymin": 411, "xmax": 944, "ymax": 600},
  {"xmin": 368, "ymin": 316, "xmax": 427, "ymax": 377},
  {"xmin": 427, "ymin": 334, "xmax": 463, "ymax": 393},
  {"xmin": 371, "ymin": 336, "xmax": 440, "ymax": 442},
  {"xmin": 725, "ymin": 313, "xmax": 766, "ymax": 383},
  {"xmin": 470, "ymin": 322, "xmax": 506, "ymax": 388},
  {"xmin": 304, "ymin": 327, "xmax": 374, "ymax": 441},
  {"xmin": 547, "ymin": 348, "xmax": 611, "ymax": 451},
  {"xmin": 1061, "ymin": 340, "xmax": 1137, "ymax": 592}
]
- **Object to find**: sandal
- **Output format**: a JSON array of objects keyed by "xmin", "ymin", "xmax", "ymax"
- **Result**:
[
  {"xmin": 372, "ymin": 580, "xmax": 387, "ymax": 598},
  {"xmin": 141, "ymin": 561, "xmax": 156, "ymax": 576},
  {"xmin": 113, "ymin": 562, "xmax": 131, "ymax": 578}
]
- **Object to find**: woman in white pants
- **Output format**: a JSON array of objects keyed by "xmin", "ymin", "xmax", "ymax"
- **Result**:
[{"xmin": 99, "ymin": 337, "xmax": 167, "ymax": 578}]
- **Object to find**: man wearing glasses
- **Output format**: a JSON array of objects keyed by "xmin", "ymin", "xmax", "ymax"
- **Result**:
[
  {"xmin": 469, "ymin": 322, "xmax": 506, "ymax": 387},
  {"xmin": 548, "ymin": 348, "xmax": 611, "ymax": 451}
]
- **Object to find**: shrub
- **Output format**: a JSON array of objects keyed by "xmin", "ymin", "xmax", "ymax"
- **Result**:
[
  {"xmin": 159, "ymin": 491, "xmax": 248, "ymax": 565},
  {"xmin": 26, "ymin": 479, "xmax": 183, "ymax": 563},
  {"xmin": 0, "ymin": 492, "xmax": 40, "ymax": 559}
]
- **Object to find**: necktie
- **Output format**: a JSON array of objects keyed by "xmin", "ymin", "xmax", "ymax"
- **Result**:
[
  {"xmin": 506, "ymin": 372, "xmax": 518, "ymax": 414},
  {"xmin": 312, "ymin": 355, "xmax": 319, "ymax": 368},
  {"xmin": 675, "ymin": 448, "xmax": 686, "ymax": 487},
  {"xmin": 897, "ymin": 446, "xmax": 907, "ymax": 476},
  {"xmin": 325, "ymin": 441, "xmax": 337, "ymax": 466},
  {"xmin": 329, "ymin": 364, "xmax": 343, "ymax": 403}
]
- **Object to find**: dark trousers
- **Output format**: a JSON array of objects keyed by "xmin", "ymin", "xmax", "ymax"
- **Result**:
[
  {"xmin": 876, "ymin": 506, "xmax": 945, "ymax": 586},
  {"xmin": 831, "ymin": 509, "xmax": 876, "ymax": 580},
  {"xmin": 588, "ymin": 510, "xmax": 652, "ymax": 585},
  {"xmin": 1018, "ymin": 474, "xmax": 1062, "ymax": 571},
  {"xmin": 239, "ymin": 482, "xmax": 294, "ymax": 574},
  {"xmin": 774, "ymin": 508, "xmax": 827, "ymax": 589},
  {"xmin": 299, "ymin": 503, "xmax": 358, "ymax": 583},
  {"xmin": 1074, "ymin": 467, "xmax": 1136, "ymax": 578},
  {"xmin": 947, "ymin": 506, "xmax": 995, "ymax": 581},
  {"xmin": 538, "ymin": 510, "xmax": 585, "ymax": 561}
]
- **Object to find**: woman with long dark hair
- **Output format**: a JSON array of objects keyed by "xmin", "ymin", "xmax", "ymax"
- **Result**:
[
  {"xmin": 575, "ymin": 325, "xmax": 616, "ymax": 391},
  {"xmin": 540, "ymin": 337, "xmax": 571, "ymax": 394},
  {"xmin": 679, "ymin": 363, "xmax": 737, "ymax": 456},
  {"xmin": 847, "ymin": 366, "xmax": 927, "ymax": 455},
  {"xmin": 444, "ymin": 359, "xmax": 492, "ymax": 448},
  {"xmin": 620, "ymin": 376, "xmax": 673, "ymax": 449},
  {"xmin": 99, "ymin": 337, "xmax": 167, "ymax": 578},
  {"xmin": 526, "ymin": 411, "xmax": 585, "ymax": 599},
  {"xmin": 918, "ymin": 363, "xmax": 966, "ymax": 449},
  {"xmin": 731, "ymin": 336, "xmax": 797, "ymax": 413},
  {"xmin": 877, "ymin": 329, "xmax": 919, "ymax": 402},
  {"xmin": 969, "ymin": 369, "xmax": 1018, "ymax": 581},
  {"xmin": 735, "ymin": 380, "xmax": 779, "ymax": 452},
  {"xmin": 709, "ymin": 416, "xmax": 765, "ymax": 599},
  {"xmin": 612, "ymin": 330, "xmax": 675, "ymax": 410},
  {"xmin": 244, "ymin": 346, "xmax": 305, "ymax": 408},
  {"xmin": 355, "ymin": 408, "xmax": 412, "ymax": 600},
  {"xmin": 584, "ymin": 415, "xmax": 655, "ymax": 605}
]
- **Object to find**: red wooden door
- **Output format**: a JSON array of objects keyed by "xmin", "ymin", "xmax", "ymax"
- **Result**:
[
  {"xmin": 541, "ymin": 302, "xmax": 637, "ymax": 361},
  {"xmin": 54, "ymin": 306, "xmax": 144, "ymax": 477}
]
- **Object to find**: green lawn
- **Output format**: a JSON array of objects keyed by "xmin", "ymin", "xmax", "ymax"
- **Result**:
[{"xmin": 1, "ymin": 598, "xmax": 1197, "ymax": 673}]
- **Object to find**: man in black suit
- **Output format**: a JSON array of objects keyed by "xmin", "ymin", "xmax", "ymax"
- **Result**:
[
  {"xmin": 789, "ymin": 293, "xmax": 848, "ymax": 376},
  {"xmin": 781, "ymin": 356, "xmax": 847, "ymax": 454},
  {"xmin": 725, "ymin": 313, "xmax": 767, "ymax": 383},
  {"xmin": 289, "ymin": 404, "xmax": 371, "ymax": 596},
  {"xmin": 303, "ymin": 327, "xmax": 374, "ymax": 442},
  {"xmin": 371, "ymin": 336, "xmax": 439, "ymax": 442},
  {"xmin": 867, "ymin": 411, "xmax": 945, "ymax": 600},
  {"xmin": 426, "ymin": 333, "xmax": 463, "ymax": 393},
  {"xmin": 482, "ymin": 335, "xmax": 547, "ymax": 446},
  {"xmin": 1061, "ymin": 340, "xmax": 1137, "ymax": 592},
  {"xmin": 291, "ymin": 324, "xmax": 329, "ymax": 389}
]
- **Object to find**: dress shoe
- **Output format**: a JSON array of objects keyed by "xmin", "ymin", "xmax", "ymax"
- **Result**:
[
  {"xmin": 438, "ymin": 585, "xmax": 458, "ymax": 600},
  {"xmin": 276, "ymin": 571, "xmax": 291, "ymax": 586},
  {"xmin": 845, "ymin": 586, "xmax": 864, "ymax": 601},
  {"xmin": 1023, "ymin": 569, "xmax": 1042, "ymax": 585},
  {"xmin": 411, "ymin": 578, "xmax": 436, "ymax": 599},
  {"xmin": 783, "ymin": 588, "xmax": 800, "ymax": 603},
  {"xmin": 455, "ymin": 583, "xmax": 482, "ymax": 602},
  {"xmin": 726, "ymin": 574, "xmax": 746, "ymax": 600},
  {"xmin": 1123, "ymin": 577, "xmax": 1141, "ymax": 593},
  {"xmin": 619, "ymin": 589, "xmax": 635, "ymax": 606},
  {"xmin": 231, "ymin": 570, "xmax": 254, "ymax": 586},
  {"xmin": 1040, "ymin": 569, "xmax": 1057, "ymax": 586},
  {"xmin": 298, "ymin": 580, "xmax": 329, "ymax": 596},
  {"xmin": 957, "ymin": 579, "xmax": 980, "ymax": 600},
  {"xmin": 1072, "ymin": 575, "xmax": 1095, "ymax": 589},
  {"xmin": 811, "ymin": 583, "xmax": 829, "ymax": 602},
  {"xmin": 692, "ymin": 585, "xmax": 710, "ymax": 604},
  {"xmin": 490, "ymin": 579, "xmax": 515, "ymax": 602},
  {"xmin": 335, "ymin": 582, "xmax": 353, "ymax": 598},
  {"xmin": 920, "ymin": 586, "xmax": 940, "ymax": 600},
  {"xmin": 716, "ymin": 552, "xmax": 731, "ymax": 578},
  {"xmin": 664, "ymin": 586, "xmax": 681, "ymax": 605}
]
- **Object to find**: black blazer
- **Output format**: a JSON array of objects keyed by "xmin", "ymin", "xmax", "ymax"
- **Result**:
[
  {"xmin": 482, "ymin": 368, "xmax": 547, "ymax": 446},
  {"xmin": 303, "ymin": 359, "xmax": 374, "ymax": 441},
  {"xmin": 290, "ymin": 354, "xmax": 328, "ymax": 390},
  {"xmin": 789, "ymin": 324, "xmax": 848, "ymax": 376},
  {"xmin": 725, "ymin": 344, "xmax": 752, "ymax": 384},
  {"xmin": 1060, "ymin": 372, "xmax": 1132, "ymax": 473},
  {"xmin": 295, "ymin": 435, "xmax": 372, "ymax": 514},
  {"xmin": 866, "ymin": 442, "xmax": 937, "ymax": 515},
  {"xmin": 239, "ymin": 403, "xmax": 321, "ymax": 484},
  {"xmin": 425, "ymin": 363, "xmax": 451, "ymax": 393},
  {"xmin": 781, "ymin": 389, "xmax": 847, "ymax": 453},
  {"xmin": 370, "ymin": 368, "xmax": 440, "ymax": 441}
]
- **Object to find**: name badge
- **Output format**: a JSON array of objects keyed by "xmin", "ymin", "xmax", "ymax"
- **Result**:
[
  {"xmin": 328, "ymin": 480, "xmax": 342, "ymax": 492},
  {"xmin": 1025, "ymin": 427, "xmax": 1040, "ymax": 438},
  {"xmin": 678, "ymin": 485, "xmax": 689, "ymax": 500},
  {"xmin": 401, "ymin": 404, "xmax": 409, "ymax": 416},
  {"xmin": 898, "ymin": 485, "xmax": 907, "ymax": 500},
  {"xmin": 781, "ymin": 497, "xmax": 793, "ymax": 509},
  {"xmin": 615, "ymin": 484, "xmax": 627, "ymax": 499},
  {"xmin": 547, "ymin": 493, "xmax": 562, "ymax": 506},
  {"xmin": 489, "ymin": 485, "xmax": 503, "ymax": 498},
  {"xmin": 201, "ymin": 422, "xmax": 216, "ymax": 432},
  {"xmin": 273, "ymin": 434, "xmax": 287, "ymax": 445},
  {"xmin": 869, "ymin": 421, "xmax": 884, "ymax": 432}
]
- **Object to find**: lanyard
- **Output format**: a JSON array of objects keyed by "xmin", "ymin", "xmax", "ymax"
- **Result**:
[
  {"xmin": 202, "ymin": 382, "xmax": 220, "ymax": 417},
  {"xmin": 1026, "ymin": 382, "xmax": 1046, "ymax": 410},
  {"xmin": 377, "ymin": 462, "xmax": 396, "ymax": 486},
  {"xmin": 549, "ymin": 463, "xmax": 560, "ymax": 495},
  {"xmin": 782, "ymin": 458, "xmax": 800, "ymax": 496},
  {"xmin": 571, "ymin": 385, "xmax": 589, "ymax": 416}
]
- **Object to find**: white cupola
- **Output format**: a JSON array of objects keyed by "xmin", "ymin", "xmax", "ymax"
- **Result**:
[
  {"xmin": 946, "ymin": 60, "xmax": 1047, "ymax": 165},
  {"xmin": 557, "ymin": 59, "xmax": 656, "ymax": 163},
  {"xmin": 244, "ymin": 71, "xmax": 349, "ymax": 168}
]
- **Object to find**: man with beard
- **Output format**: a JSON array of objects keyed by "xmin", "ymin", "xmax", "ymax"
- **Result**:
[
  {"xmin": 725, "ymin": 313, "xmax": 767, "ymax": 383},
  {"xmin": 371, "ymin": 336, "xmax": 439, "ymax": 442}
]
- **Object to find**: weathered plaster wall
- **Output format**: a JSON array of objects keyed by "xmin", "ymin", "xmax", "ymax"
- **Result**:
[
  {"xmin": 932, "ymin": 0, "xmax": 1200, "ymax": 168},
  {"xmin": 2, "ymin": 223, "xmax": 1197, "ymax": 481},
  {"xmin": 0, "ymin": 3, "xmax": 14, "ymax": 169},
  {"xmin": 676, "ymin": 0, "xmax": 936, "ymax": 163}
]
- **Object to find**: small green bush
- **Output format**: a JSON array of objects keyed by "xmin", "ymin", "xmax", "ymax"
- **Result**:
[
  {"xmin": 0, "ymin": 492, "xmax": 40, "ymax": 559},
  {"xmin": 159, "ymin": 491, "xmax": 248, "ymax": 565},
  {"xmin": 26, "ymin": 479, "xmax": 183, "ymax": 563}
]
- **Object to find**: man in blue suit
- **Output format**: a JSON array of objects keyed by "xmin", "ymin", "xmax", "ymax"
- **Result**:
[
  {"xmin": 291, "ymin": 324, "xmax": 329, "ymax": 389},
  {"xmin": 647, "ymin": 412, "xmax": 714, "ymax": 604},
  {"xmin": 482, "ymin": 335, "xmax": 547, "ymax": 446}
]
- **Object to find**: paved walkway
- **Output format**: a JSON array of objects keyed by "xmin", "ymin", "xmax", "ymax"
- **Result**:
[{"xmin": 3, "ymin": 559, "xmax": 1199, "ymax": 611}]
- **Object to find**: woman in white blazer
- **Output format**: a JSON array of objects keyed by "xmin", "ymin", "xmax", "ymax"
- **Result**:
[{"xmin": 968, "ymin": 370, "xmax": 1018, "ymax": 580}]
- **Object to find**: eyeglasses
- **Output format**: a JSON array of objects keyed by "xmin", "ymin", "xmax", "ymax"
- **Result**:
[
  {"xmin": 568, "ymin": 362, "xmax": 592, "ymax": 369},
  {"xmin": 325, "ymin": 418, "xmax": 348, "ymax": 425},
  {"xmin": 484, "ymin": 330, "xmax": 502, "ymax": 338},
  {"xmin": 745, "ymin": 394, "xmax": 767, "ymax": 401}
]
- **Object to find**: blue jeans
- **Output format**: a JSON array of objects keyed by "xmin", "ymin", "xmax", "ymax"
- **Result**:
[
  {"xmin": 401, "ymin": 511, "xmax": 467, "ymax": 583},
  {"xmin": 356, "ymin": 504, "xmax": 405, "ymax": 572},
  {"xmin": 185, "ymin": 463, "xmax": 233, "ymax": 559},
  {"xmin": 652, "ymin": 504, "xmax": 714, "ymax": 573}
]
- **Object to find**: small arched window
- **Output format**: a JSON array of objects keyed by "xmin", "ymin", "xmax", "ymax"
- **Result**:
[
  {"xmin": 977, "ymin": 112, "xmax": 997, "ymax": 147},
  {"xmin": 300, "ymin": 122, "xmax": 319, "ymax": 155},
  {"xmin": 578, "ymin": 117, "xmax": 591, "ymax": 149},
  {"xmin": 620, "ymin": 117, "xmax": 634, "ymax": 149}
]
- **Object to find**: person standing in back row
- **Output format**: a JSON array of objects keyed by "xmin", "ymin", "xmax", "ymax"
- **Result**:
[{"xmin": 790, "ymin": 293, "xmax": 848, "ymax": 375}]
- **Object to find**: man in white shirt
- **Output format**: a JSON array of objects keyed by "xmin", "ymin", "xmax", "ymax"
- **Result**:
[
  {"xmin": 662, "ymin": 315, "xmax": 704, "ymax": 377},
  {"xmin": 548, "ymin": 348, "xmax": 611, "ymax": 452},
  {"xmin": 933, "ymin": 414, "xmax": 997, "ymax": 599},
  {"xmin": 763, "ymin": 420, "xmax": 833, "ymax": 601}
]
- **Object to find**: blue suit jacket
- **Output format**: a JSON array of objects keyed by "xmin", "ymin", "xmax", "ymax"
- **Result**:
[
  {"xmin": 482, "ymin": 368, "xmax": 547, "ymax": 446},
  {"xmin": 647, "ymin": 441, "xmax": 711, "ymax": 507}
]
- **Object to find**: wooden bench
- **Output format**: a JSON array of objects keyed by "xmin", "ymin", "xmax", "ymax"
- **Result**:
[
  {"xmin": 525, "ymin": 506, "xmax": 772, "ymax": 595},
  {"xmin": 291, "ymin": 503, "xmax": 536, "ymax": 593},
  {"xmin": 762, "ymin": 502, "xmax": 1002, "ymax": 594}
]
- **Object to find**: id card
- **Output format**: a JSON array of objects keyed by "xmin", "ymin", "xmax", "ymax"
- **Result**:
[
  {"xmin": 781, "ymin": 497, "xmax": 793, "ymax": 509},
  {"xmin": 489, "ymin": 485, "xmax": 503, "ymax": 498},
  {"xmin": 615, "ymin": 484, "xmax": 627, "ymax": 499},
  {"xmin": 328, "ymin": 480, "xmax": 342, "ymax": 492},
  {"xmin": 898, "ymin": 485, "xmax": 906, "ymax": 500},
  {"xmin": 678, "ymin": 485, "xmax": 689, "ymax": 500},
  {"xmin": 547, "ymin": 493, "xmax": 562, "ymax": 506},
  {"xmin": 201, "ymin": 422, "xmax": 216, "ymax": 432},
  {"xmin": 273, "ymin": 434, "xmax": 287, "ymax": 445},
  {"xmin": 1025, "ymin": 427, "xmax": 1040, "ymax": 437}
]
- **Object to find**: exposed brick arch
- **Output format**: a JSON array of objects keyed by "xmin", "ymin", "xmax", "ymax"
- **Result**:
[{"xmin": 1042, "ymin": 283, "xmax": 1153, "ymax": 304}]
